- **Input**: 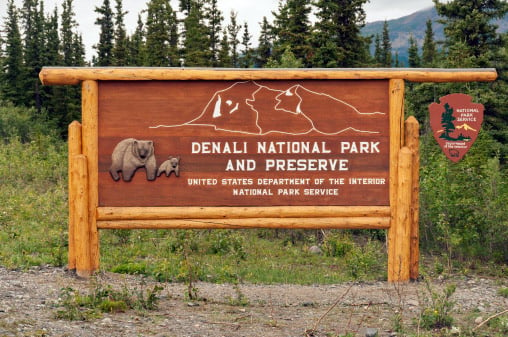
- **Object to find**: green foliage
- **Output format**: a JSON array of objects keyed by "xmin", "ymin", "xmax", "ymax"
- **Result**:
[
  {"xmin": 498, "ymin": 287, "xmax": 508, "ymax": 298},
  {"xmin": 419, "ymin": 131, "xmax": 508, "ymax": 262},
  {"xmin": 419, "ymin": 282, "xmax": 456, "ymax": 330},
  {"xmin": 54, "ymin": 280, "xmax": 162, "ymax": 320}
]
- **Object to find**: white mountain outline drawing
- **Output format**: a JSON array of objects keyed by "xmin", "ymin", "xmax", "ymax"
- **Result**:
[{"xmin": 149, "ymin": 81, "xmax": 385, "ymax": 135}]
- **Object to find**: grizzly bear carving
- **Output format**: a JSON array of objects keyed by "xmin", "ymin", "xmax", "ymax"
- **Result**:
[
  {"xmin": 157, "ymin": 156, "xmax": 180, "ymax": 177},
  {"xmin": 109, "ymin": 138, "xmax": 157, "ymax": 182}
]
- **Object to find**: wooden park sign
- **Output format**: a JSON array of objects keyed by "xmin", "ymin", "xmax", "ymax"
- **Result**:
[{"xmin": 39, "ymin": 67, "xmax": 497, "ymax": 281}]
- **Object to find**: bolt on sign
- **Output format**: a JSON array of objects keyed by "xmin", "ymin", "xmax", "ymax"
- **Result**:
[{"xmin": 39, "ymin": 67, "xmax": 497, "ymax": 281}]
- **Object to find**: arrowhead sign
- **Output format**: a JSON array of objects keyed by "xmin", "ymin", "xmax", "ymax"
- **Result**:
[{"xmin": 429, "ymin": 93, "xmax": 484, "ymax": 163}]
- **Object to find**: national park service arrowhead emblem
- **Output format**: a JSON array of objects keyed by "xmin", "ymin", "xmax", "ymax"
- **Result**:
[{"xmin": 429, "ymin": 94, "xmax": 484, "ymax": 163}]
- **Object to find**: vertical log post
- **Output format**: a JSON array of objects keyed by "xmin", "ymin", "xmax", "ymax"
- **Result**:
[
  {"xmin": 67, "ymin": 121, "xmax": 82, "ymax": 271},
  {"xmin": 405, "ymin": 116, "xmax": 420, "ymax": 280},
  {"xmin": 389, "ymin": 147, "xmax": 413, "ymax": 282},
  {"xmin": 82, "ymin": 80, "xmax": 99, "ymax": 274},
  {"xmin": 388, "ymin": 79, "xmax": 405, "ymax": 281},
  {"xmin": 70, "ymin": 154, "xmax": 92, "ymax": 277}
]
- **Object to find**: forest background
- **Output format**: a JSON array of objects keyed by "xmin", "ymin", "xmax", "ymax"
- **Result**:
[{"xmin": 0, "ymin": 0, "xmax": 507, "ymax": 285}]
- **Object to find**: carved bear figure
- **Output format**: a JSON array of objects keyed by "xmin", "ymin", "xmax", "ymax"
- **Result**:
[
  {"xmin": 109, "ymin": 138, "xmax": 157, "ymax": 182},
  {"xmin": 157, "ymin": 156, "xmax": 180, "ymax": 177}
]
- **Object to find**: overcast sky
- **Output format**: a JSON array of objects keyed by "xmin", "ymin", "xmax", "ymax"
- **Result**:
[{"xmin": 1, "ymin": 0, "xmax": 436, "ymax": 60}]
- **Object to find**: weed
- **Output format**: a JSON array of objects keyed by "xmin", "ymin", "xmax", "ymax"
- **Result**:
[
  {"xmin": 498, "ymin": 287, "xmax": 508, "ymax": 298},
  {"xmin": 419, "ymin": 281, "xmax": 456, "ymax": 330},
  {"xmin": 227, "ymin": 283, "xmax": 250, "ymax": 306},
  {"xmin": 54, "ymin": 279, "xmax": 163, "ymax": 321}
]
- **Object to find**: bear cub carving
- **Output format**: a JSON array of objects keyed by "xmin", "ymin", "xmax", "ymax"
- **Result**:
[
  {"xmin": 110, "ymin": 138, "xmax": 157, "ymax": 182},
  {"xmin": 157, "ymin": 156, "xmax": 180, "ymax": 177}
]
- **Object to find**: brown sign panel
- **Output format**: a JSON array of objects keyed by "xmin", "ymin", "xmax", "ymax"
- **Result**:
[
  {"xmin": 429, "ymin": 93, "xmax": 484, "ymax": 162},
  {"xmin": 98, "ymin": 80, "xmax": 390, "ymax": 207}
]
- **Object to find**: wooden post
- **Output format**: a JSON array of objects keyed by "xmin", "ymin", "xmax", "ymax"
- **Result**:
[
  {"xmin": 70, "ymin": 154, "xmax": 92, "ymax": 277},
  {"xmin": 82, "ymin": 80, "xmax": 99, "ymax": 273},
  {"xmin": 405, "ymin": 116, "xmax": 420, "ymax": 280},
  {"xmin": 67, "ymin": 121, "xmax": 82, "ymax": 271},
  {"xmin": 388, "ymin": 79, "xmax": 405, "ymax": 281},
  {"xmin": 389, "ymin": 147, "xmax": 413, "ymax": 282}
]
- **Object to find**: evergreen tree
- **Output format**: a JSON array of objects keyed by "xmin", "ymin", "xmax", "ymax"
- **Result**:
[
  {"xmin": 1, "ymin": 0, "xmax": 25, "ymax": 105},
  {"xmin": 145, "ymin": 0, "xmax": 178, "ymax": 66},
  {"xmin": 240, "ymin": 22, "xmax": 253, "ymax": 68},
  {"xmin": 21, "ymin": 0, "xmax": 46, "ymax": 109},
  {"xmin": 408, "ymin": 34, "xmax": 421, "ymax": 67},
  {"xmin": 271, "ymin": 0, "xmax": 312, "ymax": 65},
  {"xmin": 227, "ymin": 11, "xmax": 241, "ymax": 67},
  {"xmin": 182, "ymin": 0, "xmax": 211, "ymax": 66},
  {"xmin": 422, "ymin": 19, "xmax": 437, "ymax": 66},
  {"xmin": 204, "ymin": 0, "xmax": 223, "ymax": 66},
  {"xmin": 373, "ymin": 33, "xmax": 382, "ymax": 65},
  {"xmin": 435, "ymin": 0, "xmax": 508, "ymax": 157},
  {"xmin": 113, "ymin": 0, "xmax": 128, "ymax": 66},
  {"xmin": 312, "ymin": 0, "xmax": 369, "ymax": 67},
  {"xmin": 128, "ymin": 14, "xmax": 146, "ymax": 66},
  {"xmin": 266, "ymin": 46, "xmax": 302, "ymax": 68},
  {"xmin": 255, "ymin": 16, "xmax": 272, "ymax": 68},
  {"xmin": 59, "ymin": 0, "xmax": 83, "ymax": 131},
  {"xmin": 40, "ymin": 7, "xmax": 62, "ymax": 118},
  {"xmin": 94, "ymin": 0, "xmax": 114, "ymax": 66},
  {"xmin": 380, "ymin": 20, "xmax": 392, "ymax": 67},
  {"xmin": 434, "ymin": 0, "xmax": 508, "ymax": 65},
  {"xmin": 217, "ymin": 28, "xmax": 231, "ymax": 67}
]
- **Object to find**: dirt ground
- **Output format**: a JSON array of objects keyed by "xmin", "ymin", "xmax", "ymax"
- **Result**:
[{"xmin": 0, "ymin": 266, "xmax": 506, "ymax": 337}]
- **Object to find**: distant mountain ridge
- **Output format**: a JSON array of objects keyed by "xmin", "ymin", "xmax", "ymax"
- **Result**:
[{"xmin": 362, "ymin": 7, "xmax": 508, "ymax": 66}]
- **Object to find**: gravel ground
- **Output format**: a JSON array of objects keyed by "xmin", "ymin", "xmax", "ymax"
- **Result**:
[{"xmin": 0, "ymin": 266, "xmax": 506, "ymax": 337}]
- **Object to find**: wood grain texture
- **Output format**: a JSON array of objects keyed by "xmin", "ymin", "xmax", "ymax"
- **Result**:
[
  {"xmin": 387, "ymin": 79, "xmax": 405, "ymax": 280},
  {"xmin": 39, "ymin": 67, "xmax": 498, "ymax": 85},
  {"xmin": 67, "ymin": 121, "xmax": 82, "ymax": 271},
  {"xmin": 405, "ymin": 116, "xmax": 420, "ymax": 281},
  {"xmin": 388, "ymin": 147, "xmax": 413, "ymax": 282},
  {"xmin": 70, "ymin": 154, "xmax": 92, "ymax": 278},
  {"xmin": 82, "ymin": 80, "xmax": 99, "ymax": 271},
  {"xmin": 96, "ymin": 206, "xmax": 391, "ymax": 220},
  {"xmin": 98, "ymin": 80, "xmax": 390, "ymax": 207},
  {"xmin": 97, "ymin": 217, "xmax": 391, "ymax": 229}
]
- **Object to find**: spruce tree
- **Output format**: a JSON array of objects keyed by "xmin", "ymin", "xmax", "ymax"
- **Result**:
[
  {"xmin": 1, "ymin": 0, "xmax": 25, "ymax": 106},
  {"xmin": 21, "ymin": 0, "xmax": 45, "ymax": 108},
  {"xmin": 217, "ymin": 28, "xmax": 231, "ymax": 67},
  {"xmin": 435, "ymin": 0, "xmax": 508, "ymax": 157},
  {"xmin": 145, "ymin": 0, "xmax": 178, "ymax": 66},
  {"xmin": 227, "ymin": 11, "xmax": 241, "ymax": 67},
  {"xmin": 271, "ymin": 0, "xmax": 312, "ymax": 66},
  {"xmin": 380, "ymin": 20, "xmax": 392, "ymax": 67},
  {"xmin": 240, "ymin": 22, "xmax": 253, "ymax": 68},
  {"xmin": 113, "ymin": 0, "xmax": 128, "ymax": 66},
  {"xmin": 182, "ymin": 0, "xmax": 211, "ymax": 66},
  {"xmin": 373, "ymin": 33, "xmax": 382, "ymax": 65},
  {"xmin": 128, "ymin": 14, "xmax": 146, "ymax": 66},
  {"xmin": 255, "ymin": 16, "xmax": 273, "ymax": 68},
  {"xmin": 94, "ymin": 0, "xmax": 114, "ymax": 66},
  {"xmin": 59, "ymin": 0, "xmax": 83, "ymax": 131},
  {"xmin": 434, "ymin": 0, "xmax": 508, "ymax": 65},
  {"xmin": 422, "ymin": 19, "xmax": 437, "ymax": 66},
  {"xmin": 312, "ymin": 0, "xmax": 369, "ymax": 67},
  {"xmin": 204, "ymin": 0, "xmax": 223, "ymax": 66},
  {"xmin": 408, "ymin": 34, "xmax": 421, "ymax": 68}
]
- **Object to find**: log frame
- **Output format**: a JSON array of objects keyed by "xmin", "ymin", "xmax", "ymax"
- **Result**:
[
  {"xmin": 40, "ymin": 67, "xmax": 497, "ymax": 85},
  {"xmin": 50, "ymin": 67, "xmax": 496, "ymax": 281}
]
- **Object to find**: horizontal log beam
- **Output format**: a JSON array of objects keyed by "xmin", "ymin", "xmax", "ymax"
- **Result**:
[
  {"xmin": 96, "ymin": 206, "xmax": 391, "ymax": 221},
  {"xmin": 97, "ymin": 217, "xmax": 391, "ymax": 230},
  {"xmin": 40, "ymin": 67, "xmax": 498, "ymax": 85}
]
